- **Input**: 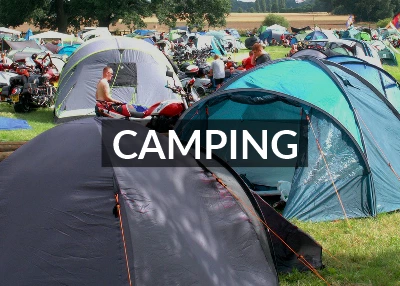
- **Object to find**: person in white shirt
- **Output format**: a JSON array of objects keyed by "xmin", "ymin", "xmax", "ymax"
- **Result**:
[{"xmin": 209, "ymin": 54, "xmax": 225, "ymax": 89}]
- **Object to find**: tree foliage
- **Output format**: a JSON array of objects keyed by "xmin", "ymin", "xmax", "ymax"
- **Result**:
[
  {"xmin": 0, "ymin": 0, "xmax": 231, "ymax": 32},
  {"xmin": 262, "ymin": 13, "xmax": 289, "ymax": 27},
  {"xmin": 318, "ymin": 0, "xmax": 400, "ymax": 21}
]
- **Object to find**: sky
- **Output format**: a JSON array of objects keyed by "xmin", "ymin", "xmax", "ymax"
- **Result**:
[{"xmin": 237, "ymin": 0, "xmax": 256, "ymax": 2}]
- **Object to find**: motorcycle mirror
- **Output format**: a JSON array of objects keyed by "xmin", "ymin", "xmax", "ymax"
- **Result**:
[{"xmin": 166, "ymin": 70, "xmax": 174, "ymax": 78}]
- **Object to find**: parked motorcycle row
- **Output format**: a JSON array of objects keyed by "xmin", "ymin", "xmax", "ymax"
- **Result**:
[{"xmin": 0, "ymin": 53, "xmax": 59, "ymax": 113}]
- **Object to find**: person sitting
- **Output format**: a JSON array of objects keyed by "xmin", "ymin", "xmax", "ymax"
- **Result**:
[
  {"xmin": 280, "ymin": 34, "xmax": 285, "ymax": 45},
  {"xmin": 251, "ymin": 43, "xmax": 271, "ymax": 66},
  {"xmin": 242, "ymin": 51, "xmax": 255, "ymax": 70},
  {"xmin": 96, "ymin": 66, "xmax": 122, "ymax": 104},
  {"xmin": 287, "ymin": 44, "xmax": 298, "ymax": 57},
  {"xmin": 1, "ymin": 53, "xmax": 12, "ymax": 65}
]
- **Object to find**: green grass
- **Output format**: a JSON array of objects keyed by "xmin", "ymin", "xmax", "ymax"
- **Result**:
[
  {"xmin": 0, "ymin": 104, "xmax": 55, "ymax": 141},
  {"xmin": 0, "ymin": 45, "xmax": 400, "ymax": 285},
  {"xmin": 279, "ymin": 212, "xmax": 400, "ymax": 285}
]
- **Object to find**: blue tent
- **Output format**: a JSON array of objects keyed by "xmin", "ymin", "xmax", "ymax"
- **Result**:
[
  {"xmin": 226, "ymin": 29, "xmax": 241, "ymax": 39},
  {"xmin": 175, "ymin": 58, "xmax": 400, "ymax": 222},
  {"xmin": 133, "ymin": 29, "xmax": 156, "ymax": 36},
  {"xmin": 327, "ymin": 55, "xmax": 400, "ymax": 112},
  {"xmin": 259, "ymin": 30, "xmax": 272, "ymax": 43},
  {"xmin": 24, "ymin": 29, "xmax": 33, "ymax": 40}
]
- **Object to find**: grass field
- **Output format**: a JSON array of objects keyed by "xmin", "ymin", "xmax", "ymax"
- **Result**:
[{"xmin": 0, "ymin": 43, "xmax": 399, "ymax": 285}]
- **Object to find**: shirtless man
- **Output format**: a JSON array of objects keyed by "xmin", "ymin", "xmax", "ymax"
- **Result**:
[{"xmin": 96, "ymin": 66, "xmax": 122, "ymax": 104}]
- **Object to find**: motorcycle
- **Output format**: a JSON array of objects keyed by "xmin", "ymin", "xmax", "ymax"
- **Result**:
[
  {"xmin": 95, "ymin": 71, "xmax": 199, "ymax": 133},
  {"xmin": 0, "ymin": 53, "xmax": 59, "ymax": 113}
]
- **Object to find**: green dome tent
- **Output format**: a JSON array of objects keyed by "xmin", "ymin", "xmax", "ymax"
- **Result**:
[{"xmin": 176, "ymin": 58, "xmax": 400, "ymax": 222}]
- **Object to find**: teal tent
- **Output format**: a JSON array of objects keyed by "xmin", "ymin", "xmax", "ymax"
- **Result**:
[
  {"xmin": 327, "ymin": 55, "xmax": 400, "ymax": 111},
  {"xmin": 175, "ymin": 58, "xmax": 400, "ymax": 222}
]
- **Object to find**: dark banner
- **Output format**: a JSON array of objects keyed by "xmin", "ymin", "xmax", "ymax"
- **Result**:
[{"xmin": 102, "ymin": 119, "xmax": 308, "ymax": 167}]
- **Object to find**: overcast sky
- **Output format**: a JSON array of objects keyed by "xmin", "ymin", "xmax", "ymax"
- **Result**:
[{"xmin": 237, "ymin": 0, "xmax": 256, "ymax": 2}]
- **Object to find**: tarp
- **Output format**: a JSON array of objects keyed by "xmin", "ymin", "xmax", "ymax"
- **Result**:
[
  {"xmin": 0, "ymin": 117, "xmax": 31, "ymax": 130},
  {"xmin": 57, "ymin": 44, "xmax": 81, "ymax": 56},
  {"xmin": 291, "ymin": 26, "xmax": 311, "ymax": 33},
  {"xmin": 0, "ymin": 27, "xmax": 21, "ymax": 35},
  {"xmin": 5, "ymin": 40, "xmax": 42, "ymax": 50},
  {"xmin": 24, "ymin": 29, "xmax": 33, "ymax": 40},
  {"xmin": 31, "ymin": 31, "xmax": 83, "ymax": 44}
]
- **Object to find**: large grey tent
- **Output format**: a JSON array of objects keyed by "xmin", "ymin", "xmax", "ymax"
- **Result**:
[
  {"xmin": 54, "ymin": 36, "xmax": 181, "ymax": 122},
  {"xmin": 0, "ymin": 118, "xmax": 322, "ymax": 284},
  {"xmin": 176, "ymin": 58, "xmax": 400, "ymax": 222}
]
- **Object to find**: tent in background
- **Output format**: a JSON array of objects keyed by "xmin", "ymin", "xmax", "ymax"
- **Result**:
[
  {"xmin": 24, "ymin": 29, "xmax": 33, "ymax": 40},
  {"xmin": 304, "ymin": 30, "xmax": 338, "ymax": 42},
  {"xmin": 30, "ymin": 31, "xmax": 83, "ymax": 45},
  {"xmin": 327, "ymin": 55, "xmax": 400, "ymax": 111}
]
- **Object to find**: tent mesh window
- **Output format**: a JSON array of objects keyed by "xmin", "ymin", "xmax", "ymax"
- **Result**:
[{"xmin": 108, "ymin": 63, "xmax": 137, "ymax": 87}]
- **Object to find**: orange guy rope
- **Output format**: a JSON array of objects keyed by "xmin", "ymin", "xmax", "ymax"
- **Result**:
[
  {"xmin": 213, "ymin": 176, "xmax": 331, "ymax": 286},
  {"xmin": 115, "ymin": 193, "xmax": 133, "ymax": 286}
]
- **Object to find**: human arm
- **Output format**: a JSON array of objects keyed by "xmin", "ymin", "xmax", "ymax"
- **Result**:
[{"xmin": 250, "ymin": 54, "xmax": 256, "ymax": 66}]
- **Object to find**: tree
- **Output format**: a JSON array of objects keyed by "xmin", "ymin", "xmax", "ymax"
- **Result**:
[
  {"xmin": 262, "ymin": 13, "xmax": 289, "ymax": 27},
  {"xmin": 0, "ymin": 0, "xmax": 231, "ymax": 33},
  {"xmin": 237, "ymin": 7, "xmax": 244, "ymax": 13},
  {"xmin": 318, "ymin": 0, "xmax": 398, "ymax": 21},
  {"xmin": 255, "ymin": 0, "xmax": 262, "ymax": 12},
  {"xmin": 260, "ymin": 0, "xmax": 267, "ymax": 12}
]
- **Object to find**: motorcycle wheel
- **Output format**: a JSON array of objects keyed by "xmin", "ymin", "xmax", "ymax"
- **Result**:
[
  {"xmin": 14, "ymin": 100, "xmax": 30, "ymax": 113},
  {"xmin": 196, "ymin": 86, "xmax": 206, "ymax": 97}
]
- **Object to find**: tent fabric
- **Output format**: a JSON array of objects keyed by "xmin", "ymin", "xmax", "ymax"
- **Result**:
[
  {"xmin": 0, "ymin": 117, "xmax": 283, "ymax": 285},
  {"xmin": 326, "ymin": 55, "xmax": 400, "ymax": 112},
  {"xmin": 0, "ymin": 27, "xmax": 21, "ymax": 35},
  {"xmin": 5, "ymin": 40, "xmax": 42, "ymax": 50},
  {"xmin": 24, "ymin": 29, "xmax": 33, "ymax": 40},
  {"xmin": 245, "ymin": 36, "xmax": 261, "ymax": 49},
  {"xmin": 354, "ymin": 31, "xmax": 371, "ymax": 41},
  {"xmin": 30, "ymin": 31, "xmax": 83, "ymax": 44},
  {"xmin": 175, "ymin": 58, "xmax": 400, "ymax": 222},
  {"xmin": 290, "ymin": 49, "xmax": 330, "ymax": 59},
  {"xmin": 291, "ymin": 26, "xmax": 311, "ymax": 33},
  {"xmin": 304, "ymin": 30, "xmax": 338, "ymax": 42},
  {"xmin": 370, "ymin": 40, "xmax": 398, "ymax": 66},
  {"xmin": 0, "ymin": 117, "xmax": 31, "ymax": 130},
  {"xmin": 54, "ymin": 36, "xmax": 181, "ymax": 123}
]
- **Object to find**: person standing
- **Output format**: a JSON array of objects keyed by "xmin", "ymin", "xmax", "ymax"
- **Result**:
[
  {"xmin": 251, "ymin": 43, "xmax": 271, "ymax": 66},
  {"xmin": 209, "ymin": 54, "xmax": 225, "ymax": 89}
]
